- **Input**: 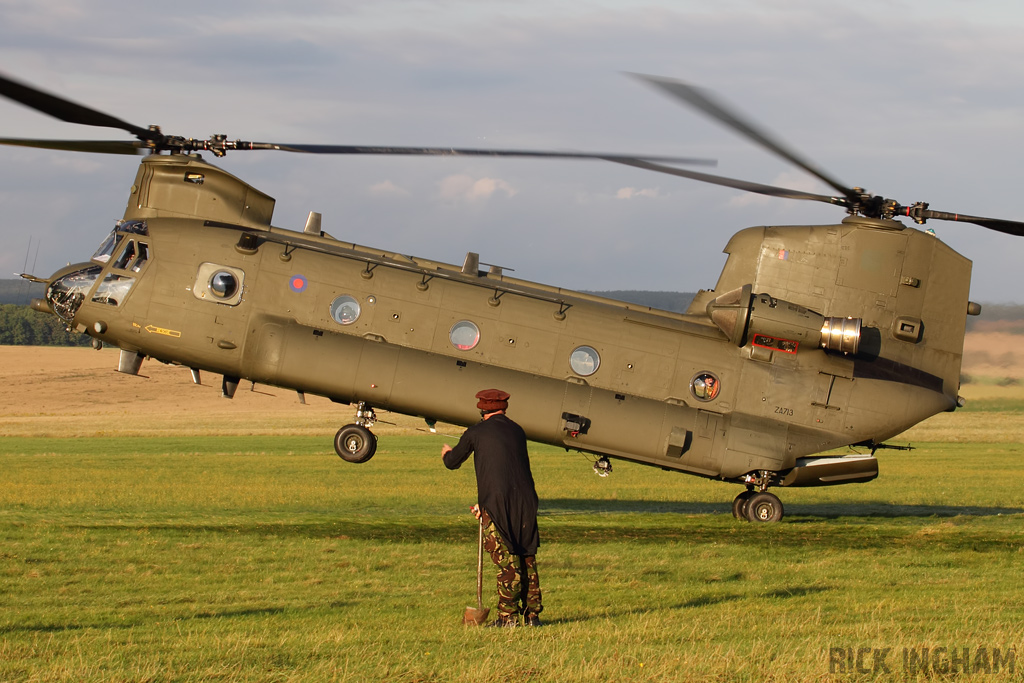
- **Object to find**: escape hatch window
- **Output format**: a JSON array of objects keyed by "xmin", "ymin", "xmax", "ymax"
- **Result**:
[
  {"xmin": 569, "ymin": 345, "xmax": 600, "ymax": 377},
  {"xmin": 449, "ymin": 320, "xmax": 480, "ymax": 351},
  {"xmin": 192, "ymin": 263, "xmax": 245, "ymax": 306}
]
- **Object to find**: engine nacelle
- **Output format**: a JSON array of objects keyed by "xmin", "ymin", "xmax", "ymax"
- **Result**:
[{"xmin": 706, "ymin": 285, "xmax": 862, "ymax": 355}]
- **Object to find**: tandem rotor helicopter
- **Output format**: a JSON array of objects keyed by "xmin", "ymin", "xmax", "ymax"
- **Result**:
[{"xmin": 4, "ymin": 72, "xmax": 1020, "ymax": 522}]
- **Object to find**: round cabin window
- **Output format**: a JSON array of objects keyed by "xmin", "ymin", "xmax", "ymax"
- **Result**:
[
  {"xmin": 449, "ymin": 320, "xmax": 480, "ymax": 350},
  {"xmin": 690, "ymin": 372, "xmax": 721, "ymax": 402},
  {"xmin": 569, "ymin": 345, "xmax": 600, "ymax": 377},
  {"xmin": 329, "ymin": 295, "xmax": 361, "ymax": 325}
]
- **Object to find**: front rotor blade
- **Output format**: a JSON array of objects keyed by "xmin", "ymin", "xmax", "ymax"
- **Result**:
[
  {"xmin": 262, "ymin": 142, "xmax": 716, "ymax": 165},
  {"xmin": 0, "ymin": 73, "xmax": 157, "ymax": 142},
  {"xmin": 0, "ymin": 137, "xmax": 146, "ymax": 155},
  {"xmin": 611, "ymin": 157, "xmax": 844, "ymax": 205},
  {"xmin": 630, "ymin": 73, "xmax": 855, "ymax": 200}
]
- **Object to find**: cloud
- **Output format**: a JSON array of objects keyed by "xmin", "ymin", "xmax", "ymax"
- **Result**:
[
  {"xmin": 616, "ymin": 187, "xmax": 661, "ymax": 200},
  {"xmin": 727, "ymin": 171, "xmax": 828, "ymax": 208},
  {"xmin": 438, "ymin": 174, "xmax": 518, "ymax": 202},
  {"xmin": 368, "ymin": 180, "xmax": 410, "ymax": 197}
]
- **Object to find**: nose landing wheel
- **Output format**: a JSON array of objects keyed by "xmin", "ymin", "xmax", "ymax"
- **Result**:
[
  {"xmin": 333, "ymin": 402, "xmax": 378, "ymax": 463},
  {"xmin": 334, "ymin": 424, "xmax": 377, "ymax": 463}
]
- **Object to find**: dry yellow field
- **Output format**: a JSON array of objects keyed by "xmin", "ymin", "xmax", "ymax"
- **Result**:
[
  {"xmin": 962, "ymin": 330, "xmax": 1024, "ymax": 380},
  {"xmin": 901, "ymin": 331, "xmax": 1024, "ymax": 443},
  {"xmin": 0, "ymin": 345, "xmax": 429, "ymax": 439},
  {"xmin": 1, "ymin": 330, "xmax": 1021, "ymax": 442}
]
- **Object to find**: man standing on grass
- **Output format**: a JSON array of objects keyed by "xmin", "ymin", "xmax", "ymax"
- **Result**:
[{"xmin": 442, "ymin": 388, "xmax": 543, "ymax": 627}]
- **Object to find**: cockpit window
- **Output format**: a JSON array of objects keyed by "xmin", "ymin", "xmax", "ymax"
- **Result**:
[
  {"xmin": 91, "ymin": 229, "xmax": 122, "ymax": 264},
  {"xmin": 92, "ymin": 273, "xmax": 136, "ymax": 307},
  {"xmin": 132, "ymin": 243, "xmax": 149, "ymax": 272},
  {"xmin": 109, "ymin": 240, "xmax": 150, "ymax": 273},
  {"xmin": 113, "ymin": 241, "xmax": 136, "ymax": 270},
  {"xmin": 91, "ymin": 220, "xmax": 149, "ymax": 264},
  {"xmin": 119, "ymin": 220, "xmax": 148, "ymax": 236}
]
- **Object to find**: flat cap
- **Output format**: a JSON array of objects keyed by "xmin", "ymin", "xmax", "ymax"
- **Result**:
[{"xmin": 476, "ymin": 388, "xmax": 510, "ymax": 412}]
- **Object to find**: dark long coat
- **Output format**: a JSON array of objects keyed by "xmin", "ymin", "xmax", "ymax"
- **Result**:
[{"xmin": 443, "ymin": 413, "xmax": 539, "ymax": 555}]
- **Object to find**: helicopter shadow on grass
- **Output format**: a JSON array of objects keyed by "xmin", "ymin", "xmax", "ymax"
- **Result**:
[
  {"xmin": 68, "ymin": 498, "xmax": 1022, "ymax": 550},
  {"xmin": 0, "ymin": 605, "xmax": 317, "ymax": 636},
  {"xmin": 540, "ymin": 498, "xmax": 1024, "ymax": 519},
  {"xmin": 540, "ymin": 586, "xmax": 832, "ymax": 625},
  {"xmin": 781, "ymin": 502, "xmax": 1024, "ymax": 520},
  {"xmin": 540, "ymin": 497, "xmax": 1019, "ymax": 518}
]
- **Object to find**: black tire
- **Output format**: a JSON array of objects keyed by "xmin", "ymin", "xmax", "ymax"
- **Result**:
[
  {"xmin": 334, "ymin": 424, "xmax": 377, "ymax": 463},
  {"xmin": 732, "ymin": 490, "xmax": 756, "ymax": 520},
  {"xmin": 745, "ymin": 491, "xmax": 784, "ymax": 522}
]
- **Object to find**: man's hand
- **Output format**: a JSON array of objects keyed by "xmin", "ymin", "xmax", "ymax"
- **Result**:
[
  {"xmin": 441, "ymin": 444, "xmax": 452, "ymax": 458},
  {"xmin": 470, "ymin": 504, "xmax": 481, "ymax": 520}
]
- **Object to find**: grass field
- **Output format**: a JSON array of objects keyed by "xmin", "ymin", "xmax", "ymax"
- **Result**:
[{"xmin": 1, "ymin": 347, "xmax": 1023, "ymax": 682}]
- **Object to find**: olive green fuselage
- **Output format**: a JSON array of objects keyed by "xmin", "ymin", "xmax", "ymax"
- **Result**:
[{"xmin": 59, "ymin": 155, "xmax": 971, "ymax": 487}]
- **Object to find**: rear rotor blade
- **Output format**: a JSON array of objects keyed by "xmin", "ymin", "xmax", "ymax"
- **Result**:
[
  {"xmin": 611, "ymin": 157, "xmax": 845, "ymax": 205},
  {"xmin": 950, "ymin": 216, "xmax": 1024, "ymax": 237},
  {"xmin": 897, "ymin": 205, "xmax": 1024, "ymax": 237},
  {"xmin": 630, "ymin": 73, "xmax": 856, "ymax": 200},
  {"xmin": 0, "ymin": 73, "xmax": 157, "ymax": 142}
]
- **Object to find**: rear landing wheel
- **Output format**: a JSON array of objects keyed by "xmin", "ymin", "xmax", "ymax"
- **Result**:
[
  {"xmin": 334, "ymin": 424, "xmax": 377, "ymax": 463},
  {"xmin": 745, "ymin": 491, "xmax": 784, "ymax": 523},
  {"xmin": 732, "ymin": 490, "xmax": 756, "ymax": 520}
]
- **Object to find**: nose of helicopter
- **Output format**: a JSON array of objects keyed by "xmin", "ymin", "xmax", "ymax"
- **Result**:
[
  {"xmin": 41, "ymin": 262, "xmax": 102, "ymax": 324},
  {"xmin": 28, "ymin": 296, "xmax": 53, "ymax": 315}
]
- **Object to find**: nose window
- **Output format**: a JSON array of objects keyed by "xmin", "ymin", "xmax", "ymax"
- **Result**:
[{"xmin": 46, "ymin": 265, "xmax": 101, "ymax": 322}]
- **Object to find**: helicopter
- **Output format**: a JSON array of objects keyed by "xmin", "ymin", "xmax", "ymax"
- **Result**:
[{"xmin": 3, "ymin": 72, "xmax": 1019, "ymax": 523}]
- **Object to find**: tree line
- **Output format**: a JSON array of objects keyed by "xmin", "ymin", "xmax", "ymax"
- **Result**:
[{"xmin": 0, "ymin": 305, "xmax": 92, "ymax": 347}]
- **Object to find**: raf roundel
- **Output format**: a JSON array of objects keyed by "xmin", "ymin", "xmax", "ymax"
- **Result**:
[{"xmin": 289, "ymin": 274, "xmax": 308, "ymax": 293}]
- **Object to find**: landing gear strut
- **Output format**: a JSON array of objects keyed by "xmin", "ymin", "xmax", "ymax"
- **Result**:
[
  {"xmin": 733, "ymin": 471, "xmax": 785, "ymax": 522},
  {"xmin": 334, "ymin": 402, "xmax": 378, "ymax": 464}
]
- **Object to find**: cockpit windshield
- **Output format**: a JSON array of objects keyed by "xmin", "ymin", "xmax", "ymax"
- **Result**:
[
  {"xmin": 91, "ymin": 220, "xmax": 148, "ymax": 263},
  {"xmin": 46, "ymin": 265, "xmax": 101, "ymax": 322}
]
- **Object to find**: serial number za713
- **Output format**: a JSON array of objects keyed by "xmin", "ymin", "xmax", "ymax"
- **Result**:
[{"xmin": 774, "ymin": 406, "xmax": 794, "ymax": 417}]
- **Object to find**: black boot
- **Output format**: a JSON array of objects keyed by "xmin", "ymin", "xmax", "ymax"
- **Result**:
[{"xmin": 486, "ymin": 614, "xmax": 519, "ymax": 628}]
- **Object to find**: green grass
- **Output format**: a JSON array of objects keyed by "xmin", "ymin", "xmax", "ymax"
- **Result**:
[{"xmin": 2, "ymin": 434, "xmax": 1024, "ymax": 682}]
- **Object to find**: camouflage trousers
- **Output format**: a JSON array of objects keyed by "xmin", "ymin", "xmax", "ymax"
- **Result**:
[{"xmin": 480, "ymin": 513, "xmax": 542, "ymax": 619}]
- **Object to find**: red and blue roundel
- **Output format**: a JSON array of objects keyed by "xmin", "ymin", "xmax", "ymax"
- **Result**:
[{"xmin": 289, "ymin": 274, "xmax": 308, "ymax": 293}]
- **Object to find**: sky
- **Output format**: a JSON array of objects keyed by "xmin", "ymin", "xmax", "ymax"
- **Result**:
[{"xmin": 2, "ymin": 0, "xmax": 1024, "ymax": 303}]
